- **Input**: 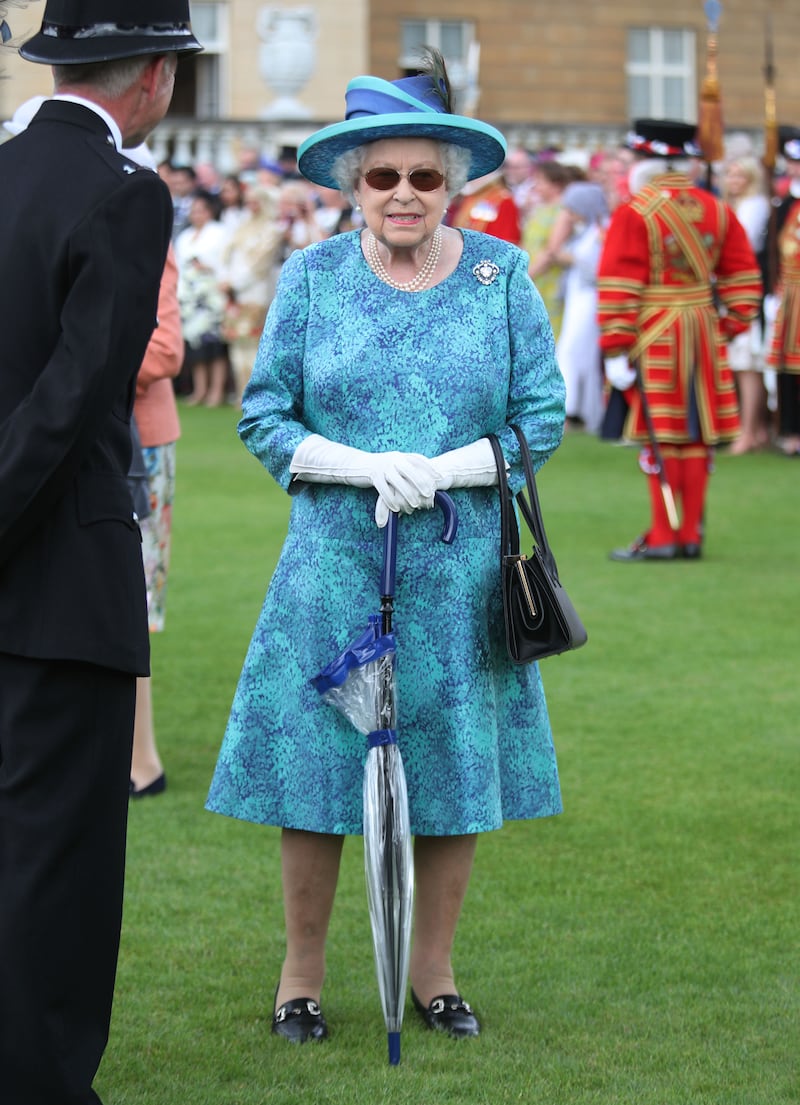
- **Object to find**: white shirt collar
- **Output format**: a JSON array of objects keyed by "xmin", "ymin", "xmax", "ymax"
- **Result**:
[{"xmin": 52, "ymin": 93, "xmax": 123, "ymax": 152}]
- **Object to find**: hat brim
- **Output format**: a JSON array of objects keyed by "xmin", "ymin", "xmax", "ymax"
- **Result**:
[
  {"xmin": 298, "ymin": 113, "xmax": 507, "ymax": 191},
  {"xmin": 20, "ymin": 31, "xmax": 202, "ymax": 64}
]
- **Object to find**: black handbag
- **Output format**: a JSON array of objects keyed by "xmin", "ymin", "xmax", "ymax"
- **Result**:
[{"xmin": 487, "ymin": 426, "xmax": 587, "ymax": 663}]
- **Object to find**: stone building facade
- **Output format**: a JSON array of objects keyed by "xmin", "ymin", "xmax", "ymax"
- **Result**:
[{"xmin": 2, "ymin": 0, "xmax": 798, "ymax": 167}]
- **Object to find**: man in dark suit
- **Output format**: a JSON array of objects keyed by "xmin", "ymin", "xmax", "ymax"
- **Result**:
[{"xmin": 0, "ymin": 4, "xmax": 201, "ymax": 1103}]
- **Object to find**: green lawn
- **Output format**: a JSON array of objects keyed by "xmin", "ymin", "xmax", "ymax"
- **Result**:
[{"xmin": 99, "ymin": 407, "xmax": 798, "ymax": 1104}]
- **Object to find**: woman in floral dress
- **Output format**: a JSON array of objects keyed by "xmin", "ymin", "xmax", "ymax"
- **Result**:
[{"xmin": 207, "ymin": 50, "xmax": 566, "ymax": 1044}]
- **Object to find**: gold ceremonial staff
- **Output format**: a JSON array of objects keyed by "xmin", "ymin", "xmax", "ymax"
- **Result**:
[
  {"xmin": 697, "ymin": 0, "xmax": 724, "ymax": 188},
  {"xmin": 763, "ymin": 15, "xmax": 780, "ymax": 296},
  {"xmin": 633, "ymin": 363, "xmax": 680, "ymax": 533}
]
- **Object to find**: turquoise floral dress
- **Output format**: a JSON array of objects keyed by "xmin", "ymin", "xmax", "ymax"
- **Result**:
[{"xmin": 206, "ymin": 229, "xmax": 566, "ymax": 836}]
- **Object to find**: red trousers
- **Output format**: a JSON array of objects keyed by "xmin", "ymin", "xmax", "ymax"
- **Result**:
[{"xmin": 639, "ymin": 444, "xmax": 711, "ymax": 547}]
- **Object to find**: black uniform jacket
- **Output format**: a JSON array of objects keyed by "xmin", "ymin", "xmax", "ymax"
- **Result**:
[{"xmin": 0, "ymin": 100, "xmax": 173, "ymax": 675}]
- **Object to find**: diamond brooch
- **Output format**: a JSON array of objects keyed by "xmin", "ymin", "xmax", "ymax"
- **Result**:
[{"xmin": 473, "ymin": 259, "xmax": 500, "ymax": 286}]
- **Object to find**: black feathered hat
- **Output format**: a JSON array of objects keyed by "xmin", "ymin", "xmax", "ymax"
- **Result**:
[
  {"xmin": 779, "ymin": 125, "xmax": 800, "ymax": 163},
  {"xmin": 625, "ymin": 119, "xmax": 701, "ymax": 159},
  {"xmin": 20, "ymin": 0, "xmax": 202, "ymax": 64}
]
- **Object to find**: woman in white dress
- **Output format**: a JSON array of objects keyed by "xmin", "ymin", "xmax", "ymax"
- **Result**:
[
  {"xmin": 552, "ymin": 182, "xmax": 609, "ymax": 433},
  {"xmin": 721, "ymin": 155, "xmax": 771, "ymax": 453},
  {"xmin": 175, "ymin": 191, "xmax": 229, "ymax": 406}
]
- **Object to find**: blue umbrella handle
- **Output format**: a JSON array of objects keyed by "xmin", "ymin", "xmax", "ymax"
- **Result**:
[
  {"xmin": 380, "ymin": 491, "xmax": 458, "ymax": 600},
  {"xmin": 435, "ymin": 490, "xmax": 459, "ymax": 545}
]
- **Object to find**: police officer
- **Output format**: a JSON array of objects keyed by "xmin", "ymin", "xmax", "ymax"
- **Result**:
[{"xmin": 0, "ymin": 5, "xmax": 200, "ymax": 1102}]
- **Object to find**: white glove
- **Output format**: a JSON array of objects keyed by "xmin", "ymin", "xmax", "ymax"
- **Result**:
[
  {"xmin": 290, "ymin": 433, "xmax": 438, "ymax": 527},
  {"xmin": 763, "ymin": 294, "xmax": 780, "ymax": 326},
  {"xmin": 604, "ymin": 354, "xmax": 637, "ymax": 390},
  {"xmin": 430, "ymin": 438, "xmax": 498, "ymax": 489}
]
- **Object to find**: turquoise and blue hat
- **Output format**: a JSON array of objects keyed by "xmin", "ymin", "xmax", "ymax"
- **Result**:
[{"xmin": 298, "ymin": 72, "xmax": 507, "ymax": 191}]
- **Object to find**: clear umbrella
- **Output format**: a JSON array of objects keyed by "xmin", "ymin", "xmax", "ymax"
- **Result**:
[{"xmin": 312, "ymin": 492, "xmax": 457, "ymax": 1064}]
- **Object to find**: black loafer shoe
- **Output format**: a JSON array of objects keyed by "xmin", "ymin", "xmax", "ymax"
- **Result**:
[
  {"xmin": 681, "ymin": 543, "xmax": 703, "ymax": 559},
  {"xmin": 129, "ymin": 773, "xmax": 167, "ymax": 798},
  {"xmin": 609, "ymin": 536, "xmax": 678, "ymax": 562},
  {"xmin": 411, "ymin": 990, "xmax": 480, "ymax": 1038},
  {"xmin": 272, "ymin": 997, "xmax": 328, "ymax": 1043}
]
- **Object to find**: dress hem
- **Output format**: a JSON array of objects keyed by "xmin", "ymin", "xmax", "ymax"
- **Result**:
[{"xmin": 204, "ymin": 801, "xmax": 563, "ymax": 836}]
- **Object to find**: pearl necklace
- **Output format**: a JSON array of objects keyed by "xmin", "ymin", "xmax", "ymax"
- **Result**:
[{"xmin": 365, "ymin": 227, "xmax": 442, "ymax": 292}]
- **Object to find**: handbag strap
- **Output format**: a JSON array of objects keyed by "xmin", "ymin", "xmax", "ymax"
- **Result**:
[
  {"xmin": 486, "ymin": 433, "xmax": 519, "ymax": 560},
  {"xmin": 487, "ymin": 426, "xmax": 561, "ymax": 580},
  {"xmin": 510, "ymin": 425, "xmax": 558, "ymax": 572}
]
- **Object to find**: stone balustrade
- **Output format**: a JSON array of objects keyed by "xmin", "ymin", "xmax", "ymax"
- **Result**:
[{"xmin": 147, "ymin": 116, "xmax": 642, "ymax": 174}]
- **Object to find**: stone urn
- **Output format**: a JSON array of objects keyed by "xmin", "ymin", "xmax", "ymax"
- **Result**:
[{"xmin": 258, "ymin": 7, "xmax": 317, "ymax": 119}]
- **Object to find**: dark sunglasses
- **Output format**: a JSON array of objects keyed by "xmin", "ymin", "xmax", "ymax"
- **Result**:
[{"xmin": 362, "ymin": 167, "xmax": 445, "ymax": 192}]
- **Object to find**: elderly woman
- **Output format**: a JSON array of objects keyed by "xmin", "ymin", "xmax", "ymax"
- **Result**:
[{"xmin": 206, "ymin": 50, "xmax": 566, "ymax": 1044}]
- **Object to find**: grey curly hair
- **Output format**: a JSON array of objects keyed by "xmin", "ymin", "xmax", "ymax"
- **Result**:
[{"xmin": 330, "ymin": 142, "xmax": 472, "ymax": 201}]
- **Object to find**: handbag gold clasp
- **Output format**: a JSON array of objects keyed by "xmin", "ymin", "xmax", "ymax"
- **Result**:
[{"xmin": 513, "ymin": 556, "xmax": 537, "ymax": 616}]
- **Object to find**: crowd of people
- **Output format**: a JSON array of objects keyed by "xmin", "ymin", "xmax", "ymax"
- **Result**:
[
  {"xmin": 143, "ymin": 142, "xmax": 579, "ymax": 411},
  {"xmin": 5, "ymin": 78, "xmax": 792, "ymax": 787},
  {"xmin": 144, "ymin": 138, "xmax": 631, "ymax": 419},
  {"xmin": 151, "ymin": 127, "xmax": 798, "ymax": 463},
  {"xmin": 153, "ymin": 152, "xmax": 358, "ymax": 407}
]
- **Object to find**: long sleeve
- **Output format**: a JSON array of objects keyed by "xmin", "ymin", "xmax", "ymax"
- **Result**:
[
  {"xmin": 238, "ymin": 248, "xmax": 312, "ymax": 490},
  {"xmin": 137, "ymin": 245, "xmax": 183, "ymax": 391},
  {"xmin": 714, "ymin": 208, "xmax": 764, "ymax": 338},
  {"xmin": 135, "ymin": 244, "xmax": 182, "ymax": 448},
  {"xmin": 597, "ymin": 202, "xmax": 651, "ymax": 357},
  {"xmin": 501, "ymin": 249, "xmax": 565, "ymax": 489}
]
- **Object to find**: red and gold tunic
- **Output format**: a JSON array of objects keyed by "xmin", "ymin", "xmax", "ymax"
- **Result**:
[
  {"xmin": 767, "ymin": 198, "xmax": 800, "ymax": 373},
  {"xmin": 450, "ymin": 179, "xmax": 521, "ymax": 244},
  {"xmin": 597, "ymin": 173, "xmax": 762, "ymax": 444}
]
